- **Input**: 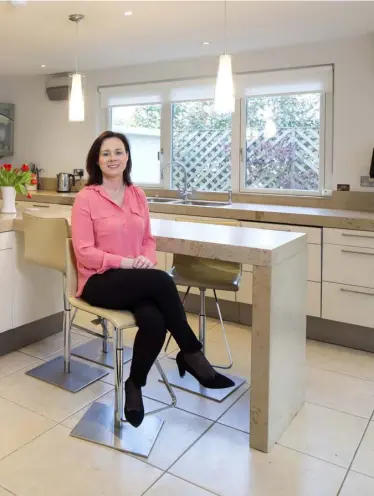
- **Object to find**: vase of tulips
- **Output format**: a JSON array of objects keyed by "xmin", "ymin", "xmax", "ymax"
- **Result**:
[{"xmin": 0, "ymin": 163, "xmax": 37, "ymax": 213}]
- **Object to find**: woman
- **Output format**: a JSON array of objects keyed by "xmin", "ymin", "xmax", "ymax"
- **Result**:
[{"xmin": 71, "ymin": 131, "xmax": 234, "ymax": 428}]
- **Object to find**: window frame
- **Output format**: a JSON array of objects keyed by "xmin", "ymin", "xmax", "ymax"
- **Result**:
[
  {"xmin": 169, "ymin": 98, "xmax": 234, "ymax": 193},
  {"xmin": 106, "ymin": 86, "xmax": 333, "ymax": 197},
  {"xmin": 108, "ymin": 104, "xmax": 164, "ymax": 189},
  {"xmin": 239, "ymin": 90, "xmax": 333, "ymax": 196}
]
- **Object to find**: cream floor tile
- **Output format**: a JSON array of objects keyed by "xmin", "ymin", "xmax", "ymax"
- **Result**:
[
  {"xmin": 351, "ymin": 422, "xmax": 374, "ymax": 477},
  {"xmin": 306, "ymin": 340, "xmax": 374, "ymax": 382},
  {"xmin": 218, "ymin": 390, "xmax": 250, "ymax": 433},
  {"xmin": 108, "ymin": 358, "xmax": 250, "ymax": 422},
  {"xmin": 170, "ymin": 423, "xmax": 345, "ymax": 496},
  {"xmin": 340, "ymin": 471, "xmax": 374, "ymax": 496},
  {"xmin": 0, "ymin": 486, "xmax": 14, "ymax": 496},
  {"xmin": 0, "ymin": 397, "xmax": 55, "ymax": 460},
  {"xmin": 278, "ymin": 403, "xmax": 367, "ymax": 468},
  {"xmin": 207, "ymin": 322, "xmax": 251, "ymax": 350},
  {"xmin": 0, "ymin": 351, "xmax": 39, "ymax": 379},
  {"xmin": 144, "ymin": 474, "xmax": 214, "ymax": 496},
  {"xmin": 306, "ymin": 366, "xmax": 374, "ymax": 418},
  {"xmin": 62, "ymin": 389, "xmax": 212, "ymax": 470},
  {"xmin": 0, "ymin": 424, "xmax": 162, "ymax": 496},
  {"xmin": 0, "ymin": 361, "xmax": 113, "ymax": 422},
  {"xmin": 19, "ymin": 331, "xmax": 88, "ymax": 359}
]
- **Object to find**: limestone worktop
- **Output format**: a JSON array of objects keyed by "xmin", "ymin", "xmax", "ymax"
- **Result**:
[
  {"xmin": 2, "ymin": 190, "xmax": 374, "ymax": 231},
  {"xmin": 1, "ymin": 203, "xmax": 305, "ymax": 267}
]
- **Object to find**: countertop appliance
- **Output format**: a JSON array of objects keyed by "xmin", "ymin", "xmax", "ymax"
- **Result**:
[{"xmin": 57, "ymin": 172, "xmax": 75, "ymax": 192}]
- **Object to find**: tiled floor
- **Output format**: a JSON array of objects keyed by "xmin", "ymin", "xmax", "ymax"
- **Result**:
[{"xmin": 0, "ymin": 313, "xmax": 374, "ymax": 495}]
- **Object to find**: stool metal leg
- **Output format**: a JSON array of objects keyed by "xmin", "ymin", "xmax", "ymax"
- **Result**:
[
  {"xmin": 70, "ymin": 325, "xmax": 171, "ymax": 458},
  {"xmin": 160, "ymin": 288, "xmax": 246, "ymax": 402},
  {"xmin": 71, "ymin": 316, "xmax": 133, "ymax": 369},
  {"xmin": 211, "ymin": 290, "xmax": 233, "ymax": 370},
  {"xmin": 26, "ymin": 277, "xmax": 109, "ymax": 393}
]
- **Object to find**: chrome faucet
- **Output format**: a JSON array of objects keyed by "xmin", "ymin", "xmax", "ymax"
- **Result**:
[{"xmin": 160, "ymin": 160, "xmax": 189, "ymax": 200}]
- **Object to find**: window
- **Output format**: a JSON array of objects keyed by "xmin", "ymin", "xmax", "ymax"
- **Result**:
[
  {"xmin": 171, "ymin": 100, "xmax": 232, "ymax": 192},
  {"xmin": 105, "ymin": 65, "xmax": 332, "ymax": 196},
  {"xmin": 243, "ymin": 93, "xmax": 323, "ymax": 193},
  {"xmin": 111, "ymin": 104, "xmax": 161, "ymax": 186}
]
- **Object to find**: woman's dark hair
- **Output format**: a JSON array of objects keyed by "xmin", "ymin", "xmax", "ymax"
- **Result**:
[{"xmin": 86, "ymin": 131, "xmax": 133, "ymax": 186}]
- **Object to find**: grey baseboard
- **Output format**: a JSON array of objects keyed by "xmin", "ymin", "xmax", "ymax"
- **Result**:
[
  {"xmin": 0, "ymin": 312, "xmax": 63, "ymax": 356},
  {"xmin": 181, "ymin": 292, "xmax": 374, "ymax": 353}
]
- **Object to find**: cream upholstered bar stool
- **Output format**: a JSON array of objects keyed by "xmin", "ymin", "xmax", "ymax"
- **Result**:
[
  {"xmin": 22, "ymin": 213, "xmax": 109, "ymax": 392},
  {"xmin": 163, "ymin": 216, "xmax": 246, "ymax": 402},
  {"xmin": 66, "ymin": 239, "xmax": 177, "ymax": 457}
]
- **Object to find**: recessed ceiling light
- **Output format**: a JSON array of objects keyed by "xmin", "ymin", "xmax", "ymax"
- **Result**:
[
  {"xmin": 124, "ymin": 11, "xmax": 132, "ymax": 16},
  {"xmin": 202, "ymin": 41, "xmax": 211, "ymax": 46},
  {"xmin": 41, "ymin": 64, "xmax": 46, "ymax": 68}
]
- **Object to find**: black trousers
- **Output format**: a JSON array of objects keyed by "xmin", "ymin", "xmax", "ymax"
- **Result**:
[{"xmin": 81, "ymin": 268, "xmax": 202, "ymax": 387}]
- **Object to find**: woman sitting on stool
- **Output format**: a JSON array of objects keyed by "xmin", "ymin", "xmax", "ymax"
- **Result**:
[{"xmin": 71, "ymin": 131, "xmax": 234, "ymax": 428}]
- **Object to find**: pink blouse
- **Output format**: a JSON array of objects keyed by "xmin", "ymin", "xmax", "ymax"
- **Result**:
[{"xmin": 71, "ymin": 184, "xmax": 157, "ymax": 297}]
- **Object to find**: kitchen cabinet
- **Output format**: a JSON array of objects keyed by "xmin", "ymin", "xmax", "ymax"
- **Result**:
[
  {"xmin": 322, "ymin": 228, "xmax": 374, "ymax": 326},
  {"xmin": 0, "ymin": 232, "xmax": 14, "ymax": 333},
  {"xmin": 240, "ymin": 221, "xmax": 322, "ymax": 316}
]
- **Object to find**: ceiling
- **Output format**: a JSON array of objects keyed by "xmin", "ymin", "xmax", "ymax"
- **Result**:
[{"xmin": 2, "ymin": 0, "xmax": 374, "ymax": 76}]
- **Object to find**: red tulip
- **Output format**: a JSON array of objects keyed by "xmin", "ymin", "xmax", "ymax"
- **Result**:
[
  {"xmin": 31, "ymin": 178, "xmax": 37, "ymax": 185},
  {"xmin": 4, "ymin": 164, "xmax": 12, "ymax": 172},
  {"xmin": 27, "ymin": 193, "xmax": 32, "ymax": 199},
  {"xmin": 21, "ymin": 164, "xmax": 29, "ymax": 172}
]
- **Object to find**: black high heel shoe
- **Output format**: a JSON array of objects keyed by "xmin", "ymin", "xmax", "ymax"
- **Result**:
[
  {"xmin": 124, "ymin": 378, "xmax": 144, "ymax": 428},
  {"xmin": 176, "ymin": 351, "xmax": 235, "ymax": 389}
]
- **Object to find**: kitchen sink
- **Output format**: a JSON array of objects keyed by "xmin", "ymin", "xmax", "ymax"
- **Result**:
[
  {"xmin": 174, "ymin": 200, "xmax": 231, "ymax": 207},
  {"xmin": 147, "ymin": 197, "xmax": 179, "ymax": 204}
]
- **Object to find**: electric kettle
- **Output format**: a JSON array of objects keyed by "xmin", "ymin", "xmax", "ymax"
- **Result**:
[{"xmin": 56, "ymin": 173, "xmax": 75, "ymax": 192}]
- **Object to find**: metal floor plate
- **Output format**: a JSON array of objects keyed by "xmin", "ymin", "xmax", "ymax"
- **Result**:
[
  {"xmin": 26, "ymin": 356, "xmax": 109, "ymax": 393},
  {"xmin": 160, "ymin": 368, "xmax": 246, "ymax": 402},
  {"xmin": 70, "ymin": 401, "xmax": 164, "ymax": 458}
]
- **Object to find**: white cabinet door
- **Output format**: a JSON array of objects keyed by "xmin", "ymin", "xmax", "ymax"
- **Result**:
[{"xmin": 0, "ymin": 249, "xmax": 13, "ymax": 333}]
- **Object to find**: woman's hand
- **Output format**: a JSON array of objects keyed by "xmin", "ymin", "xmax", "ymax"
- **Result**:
[{"xmin": 133, "ymin": 255, "xmax": 154, "ymax": 269}]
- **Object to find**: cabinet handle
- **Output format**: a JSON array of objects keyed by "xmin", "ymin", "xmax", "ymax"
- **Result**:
[
  {"xmin": 342, "ymin": 233, "xmax": 374, "ymax": 239},
  {"xmin": 341, "ymin": 249, "xmax": 374, "ymax": 256},
  {"xmin": 340, "ymin": 288, "xmax": 374, "ymax": 296}
]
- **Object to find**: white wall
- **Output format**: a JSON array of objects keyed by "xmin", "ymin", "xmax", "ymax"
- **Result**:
[{"xmin": 1, "ymin": 34, "xmax": 374, "ymax": 191}]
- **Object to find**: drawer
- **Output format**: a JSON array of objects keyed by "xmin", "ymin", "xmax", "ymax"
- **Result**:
[
  {"xmin": 324, "ymin": 228, "xmax": 374, "ymax": 249},
  {"xmin": 308, "ymin": 281, "xmax": 321, "ymax": 317},
  {"xmin": 323, "ymin": 244, "xmax": 374, "ymax": 288},
  {"xmin": 241, "ymin": 221, "xmax": 321, "ymax": 244},
  {"xmin": 237, "ymin": 274, "xmax": 319, "ymax": 317},
  {"xmin": 322, "ymin": 282, "xmax": 374, "ymax": 328},
  {"xmin": 0, "ymin": 231, "xmax": 14, "ymax": 250},
  {"xmin": 243, "ymin": 243, "xmax": 321, "ymax": 282}
]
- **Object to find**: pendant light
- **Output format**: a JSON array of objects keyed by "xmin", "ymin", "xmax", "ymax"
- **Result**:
[
  {"xmin": 214, "ymin": 0, "xmax": 235, "ymax": 114},
  {"xmin": 68, "ymin": 14, "xmax": 85, "ymax": 122}
]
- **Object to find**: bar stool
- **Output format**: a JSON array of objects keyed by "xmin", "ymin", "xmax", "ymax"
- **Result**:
[
  {"xmin": 66, "ymin": 239, "xmax": 176, "ymax": 457},
  {"xmin": 22, "ymin": 213, "xmax": 109, "ymax": 392},
  {"xmin": 163, "ymin": 216, "xmax": 246, "ymax": 402}
]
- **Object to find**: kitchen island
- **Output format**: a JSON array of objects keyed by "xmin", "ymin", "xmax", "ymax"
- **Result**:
[{"xmin": 0, "ymin": 204, "xmax": 307, "ymax": 453}]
